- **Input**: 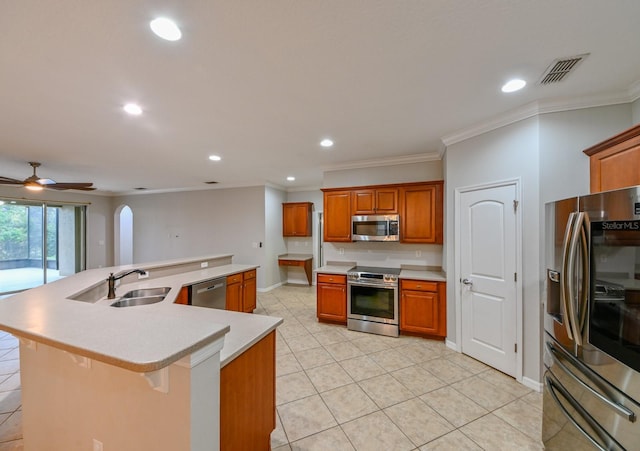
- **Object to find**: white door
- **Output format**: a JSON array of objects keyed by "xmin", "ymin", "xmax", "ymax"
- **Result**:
[{"xmin": 459, "ymin": 183, "xmax": 518, "ymax": 376}]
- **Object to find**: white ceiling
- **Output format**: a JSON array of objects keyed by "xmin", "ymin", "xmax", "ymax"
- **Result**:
[{"xmin": 1, "ymin": 0, "xmax": 639, "ymax": 194}]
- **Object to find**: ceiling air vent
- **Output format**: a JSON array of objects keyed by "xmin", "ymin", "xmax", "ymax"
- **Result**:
[{"xmin": 539, "ymin": 53, "xmax": 589, "ymax": 85}]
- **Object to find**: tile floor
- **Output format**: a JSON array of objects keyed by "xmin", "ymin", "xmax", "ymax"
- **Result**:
[{"xmin": 0, "ymin": 284, "xmax": 543, "ymax": 450}]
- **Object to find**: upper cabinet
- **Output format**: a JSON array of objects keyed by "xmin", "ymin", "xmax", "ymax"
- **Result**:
[
  {"xmin": 352, "ymin": 188, "xmax": 398, "ymax": 215},
  {"xmin": 323, "ymin": 190, "xmax": 352, "ymax": 242},
  {"xmin": 584, "ymin": 124, "xmax": 640, "ymax": 193},
  {"xmin": 400, "ymin": 182, "xmax": 443, "ymax": 244},
  {"xmin": 282, "ymin": 202, "xmax": 313, "ymax": 237},
  {"xmin": 322, "ymin": 181, "xmax": 443, "ymax": 244}
]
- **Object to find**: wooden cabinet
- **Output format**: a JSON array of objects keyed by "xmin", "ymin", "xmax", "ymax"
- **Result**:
[
  {"xmin": 226, "ymin": 269, "xmax": 257, "ymax": 313},
  {"xmin": 322, "ymin": 190, "xmax": 352, "ymax": 242},
  {"xmin": 282, "ymin": 202, "xmax": 313, "ymax": 237},
  {"xmin": 220, "ymin": 330, "xmax": 275, "ymax": 450},
  {"xmin": 352, "ymin": 188, "xmax": 398, "ymax": 215},
  {"xmin": 400, "ymin": 182, "xmax": 443, "ymax": 244},
  {"xmin": 316, "ymin": 273, "xmax": 347, "ymax": 323},
  {"xmin": 584, "ymin": 123, "xmax": 640, "ymax": 193},
  {"xmin": 174, "ymin": 286, "xmax": 189, "ymax": 305},
  {"xmin": 400, "ymin": 279, "xmax": 446, "ymax": 338}
]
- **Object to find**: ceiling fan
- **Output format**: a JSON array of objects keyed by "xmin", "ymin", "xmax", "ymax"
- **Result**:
[{"xmin": 0, "ymin": 162, "xmax": 96, "ymax": 191}]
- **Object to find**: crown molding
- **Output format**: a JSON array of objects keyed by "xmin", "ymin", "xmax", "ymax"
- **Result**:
[
  {"xmin": 323, "ymin": 152, "xmax": 441, "ymax": 172},
  {"xmin": 441, "ymin": 85, "xmax": 640, "ymax": 147}
]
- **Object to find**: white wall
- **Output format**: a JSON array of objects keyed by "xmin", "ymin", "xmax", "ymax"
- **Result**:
[
  {"xmin": 264, "ymin": 186, "xmax": 287, "ymax": 289},
  {"xmin": 323, "ymin": 161, "xmax": 442, "ymax": 188},
  {"xmin": 632, "ymin": 97, "xmax": 640, "ymax": 124}
]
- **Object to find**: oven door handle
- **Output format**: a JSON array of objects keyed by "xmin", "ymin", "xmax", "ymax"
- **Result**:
[
  {"xmin": 546, "ymin": 341, "xmax": 636, "ymax": 422},
  {"xmin": 545, "ymin": 372, "xmax": 624, "ymax": 451},
  {"xmin": 348, "ymin": 280, "xmax": 396, "ymax": 289}
]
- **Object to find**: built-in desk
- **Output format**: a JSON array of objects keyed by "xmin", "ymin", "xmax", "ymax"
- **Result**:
[{"xmin": 278, "ymin": 254, "xmax": 313, "ymax": 285}]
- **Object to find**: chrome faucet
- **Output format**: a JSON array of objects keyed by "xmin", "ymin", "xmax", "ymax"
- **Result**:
[{"xmin": 106, "ymin": 269, "xmax": 147, "ymax": 299}]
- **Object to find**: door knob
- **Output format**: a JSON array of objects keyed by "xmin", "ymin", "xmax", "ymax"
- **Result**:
[{"xmin": 462, "ymin": 278, "xmax": 473, "ymax": 286}]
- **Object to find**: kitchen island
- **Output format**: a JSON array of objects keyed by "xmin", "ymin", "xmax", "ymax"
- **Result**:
[{"xmin": 0, "ymin": 254, "xmax": 282, "ymax": 451}]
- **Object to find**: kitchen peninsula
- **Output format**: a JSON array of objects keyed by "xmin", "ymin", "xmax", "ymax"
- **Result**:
[{"xmin": 0, "ymin": 254, "xmax": 282, "ymax": 451}]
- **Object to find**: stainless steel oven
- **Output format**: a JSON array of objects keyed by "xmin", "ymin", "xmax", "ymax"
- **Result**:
[
  {"xmin": 543, "ymin": 186, "xmax": 640, "ymax": 450},
  {"xmin": 347, "ymin": 266, "xmax": 400, "ymax": 337}
]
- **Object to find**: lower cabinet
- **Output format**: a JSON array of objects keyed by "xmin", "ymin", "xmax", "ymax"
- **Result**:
[
  {"xmin": 174, "ymin": 286, "xmax": 189, "ymax": 305},
  {"xmin": 400, "ymin": 279, "xmax": 446, "ymax": 338},
  {"xmin": 226, "ymin": 269, "xmax": 257, "ymax": 313},
  {"xmin": 220, "ymin": 330, "xmax": 275, "ymax": 450},
  {"xmin": 316, "ymin": 273, "xmax": 347, "ymax": 323}
]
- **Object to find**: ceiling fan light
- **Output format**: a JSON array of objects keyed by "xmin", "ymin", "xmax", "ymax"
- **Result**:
[
  {"xmin": 150, "ymin": 18, "xmax": 182, "ymax": 41},
  {"xmin": 25, "ymin": 181, "xmax": 43, "ymax": 191}
]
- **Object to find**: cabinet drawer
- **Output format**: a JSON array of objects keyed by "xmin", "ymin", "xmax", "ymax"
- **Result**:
[
  {"xmin": 317, "ymin": 274, "xmax": 346, "ymax": 285},
  {"xmin": 243, "ymin": 269, "xmax": 256, "ymax": 280},
  {"xmin": 227, "ymin": 273, "xmax": 242, "ymax": 284},
  {"xmin": 278, "ymin": 259, "xmax": 303, "ymax": 267},
  {"xmin": 401, "ymin": 279, "xmax": 438, "ymax": 292}
]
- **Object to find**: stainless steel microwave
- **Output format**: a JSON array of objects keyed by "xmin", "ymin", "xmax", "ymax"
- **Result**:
[{"xmin": 351, "ymin": 215, "xmax": 400, "ymax": 241}]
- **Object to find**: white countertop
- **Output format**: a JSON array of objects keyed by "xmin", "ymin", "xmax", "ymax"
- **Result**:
[
  {"xmin": 0, "ymin": 255, "xmax": 282, "ymax": 372},
  {"xmin": 315, "ymin": 264, "xmax": 446, "ymax": 282}
]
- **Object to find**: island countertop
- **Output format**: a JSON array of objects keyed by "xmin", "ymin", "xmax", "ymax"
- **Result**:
[{"xmin": 0, "ymin": 255, "xmax": 282, "ymax": 372}]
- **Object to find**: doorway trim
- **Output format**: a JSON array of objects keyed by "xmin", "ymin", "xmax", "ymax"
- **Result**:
[{"xmin": 454, "ymin": 178, "xmax": 523, "ymax": 382}]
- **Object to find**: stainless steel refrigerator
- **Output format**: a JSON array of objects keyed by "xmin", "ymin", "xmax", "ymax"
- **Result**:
[{"xmin": 543, "ymin": 186, "xmax": 640, "ymax": 450}]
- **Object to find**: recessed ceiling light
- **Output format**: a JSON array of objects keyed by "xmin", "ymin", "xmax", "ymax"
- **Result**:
[
  {"xmin": 501, "ymin": 79, "xmax": 526, "ymax": 93},
  {"xmin": 208, "ymin": 155, "xmax": 221, "ymax": 161},
  {"xmin": 150, "ymin": 17, "xmax": 182, "ymax": 41},
  {"xmin": 320, "ymin": 139, "xmax": 334, "ymax": 148},
  {"xmin": 123, "ymin": 103, "xmax": 143, "ymax": 115},
  {"xmin": 286, "ymin": 176, "xmax": 295, "ymax": 181}
]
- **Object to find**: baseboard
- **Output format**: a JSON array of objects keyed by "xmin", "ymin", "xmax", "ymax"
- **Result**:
[
  {"xmin": 445, "ymin": 338, "xmax": 459, "ymax": 352},
  {"xmin": 258, "ymin": 282, "xmax": 283, "ymax": 293},
  {"xmin": 522, "ymin": 376, "xmax": 543, "ymax": 392}
]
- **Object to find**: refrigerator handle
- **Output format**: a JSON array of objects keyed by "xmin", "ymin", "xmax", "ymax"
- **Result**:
[
  {"xmin": 546, "ymin": 341, "xmax": 636, "ymax": 422},
  {"xmin": 577, "ymin": 213, "xmax": 590, "ymax": 334},
  {"xmin": 545, "ymin": 373, "xmax": 624, "ymax": 451},
  {"xmin": 561, "ymin": 212, "xmax": 576, "ymax": 341},
  {"xmin": 567, "ymin": 212, "xmax": 585, "ymax": 346}
]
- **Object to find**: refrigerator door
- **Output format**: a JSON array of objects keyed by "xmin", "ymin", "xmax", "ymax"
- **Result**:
[{"xmin": 543, "ymin": 333, "xmax": 639, "ymax": 450}]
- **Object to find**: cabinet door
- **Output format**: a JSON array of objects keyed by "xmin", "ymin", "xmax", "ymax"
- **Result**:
[
  {"xmin": 317, "ymin": 283, "xmax": 347, "ymax": 323},
  {"xmin": 323, "ymin": 191, "xmax": 352, "ymax": 242},
  {"xmin": 226, "ymin": 280, "xmax": 242, "ymax": 312},
  {"xmin": 400, "ymin": 182, "xmax": 443, "ymax": 244},
  {"xmin": 375, "ymin": 188, "xmax": 398, "ymax": 214},
  {"xmin": 242, "ymin": 271, "xmax": 257, "ymax": 313},
  {"xmin": 352, "ymin": 189, "xmax": 376, "ymax": 215},
  {"xmin": 283, "ymin": 203, "xmax": 312, "ymax": 236},
  {"xmin": 400, "ymin": 290, "xmax": 440, "ymax": 335}
]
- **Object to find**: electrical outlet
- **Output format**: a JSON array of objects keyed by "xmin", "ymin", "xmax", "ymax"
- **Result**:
[
  {"xmin": 93, "ymin": 439, "xmax": 103, "ymax": 451},
  {"xmin": 201, "ymin": 262, "xmax": 208, "ymax": 268},
  {"xmin": 138, "ymin": 271, "xmax": 149, "ymax": 279}
]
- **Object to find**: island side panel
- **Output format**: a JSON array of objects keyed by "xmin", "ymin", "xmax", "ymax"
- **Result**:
[{"xmin": 220, "ymin": 331, "xmax": 276, "ymax": 451}]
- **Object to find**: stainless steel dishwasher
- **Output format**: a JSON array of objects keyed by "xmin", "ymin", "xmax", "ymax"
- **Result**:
[{"xmin": 189, "ymin": 277, "xmax": 226, "ymax": 309}]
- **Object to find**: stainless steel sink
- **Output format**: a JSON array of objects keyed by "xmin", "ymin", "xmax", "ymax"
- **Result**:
[
  {"xmin": 109, "ymin": 287, "xmax": 172, "ymax": 308},
  {"xmin": 110, "ymin": 296, "xmax": 166, "ymax": 308},
  {"xmin": 121, "ymin": 287, "xmax": 171, "ymax": 299}
]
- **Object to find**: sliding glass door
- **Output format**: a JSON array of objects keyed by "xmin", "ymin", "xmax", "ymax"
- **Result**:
[{"xmin": 0, "ymin": 199, "xmax": 86, "ymax": 295}]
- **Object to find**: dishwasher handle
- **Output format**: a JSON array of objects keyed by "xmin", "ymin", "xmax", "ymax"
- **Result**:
[{"xmin": 196, "ymin": 283, "xmax": 224, "ymax": 295}]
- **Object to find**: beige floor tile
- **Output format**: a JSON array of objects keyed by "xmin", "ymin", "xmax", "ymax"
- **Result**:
[
  {"xmin": 520, "ymin": 391, "xmax": 543, "ymax": 410},
  {"xmin": 277, "ymin": 371, "xmax": 317, "ymax": 405},
  {"xmin": 341, "ymin": 411, "xmax": 414, "ymax": 451},
  {"xmin": 420, "ymin": 386, "xmax": 488, "ymax": 428},
  {"xmin": 0, "ymin": 411, "xmax": 22, "ymax": 443},
  {"xmin": 277, "ymin": 395, "xmax": 337, "ymax": 442},
  {"xmin": 369, "ymin": 348, "xmax": 415, "ymax": 372},
  {"xmin": 358, "ymin": 373, "xmax": 414, "ymax": 409},
  {"xmin": 419, "ymin": 430, "xmax": 483, "ymax": 450},
  {"xmin": 391, "ymin": 365, "xmax": 446, "ymax": 396},
  {"xmin": 301, "ymin": 320, "xmax": 329, "ymax": 334},
  {"xmin": 276, "ymin": 340, "xmax": 293, "ymax": 356},
  {"xmin": 286, "ymin": 333, "xmax": 322, "ymax": 353},
  {"xmin": 277, "ymin": 353, "xmax": 303, "ymax": 376},
  {"xmin": 290, "ymin": 426, "xmax": 355, "ymax": 451},
  {"xmin": 320, "ymin": 383, "xmax": 378, "ymax": 424},
  {"xmin": 306, "ymin": 362, "xmax": 354, "ymax": 393},
  {"xmin": 452, "ymin": 375, "xmax": 519, "ymax": 411},
  {"xmin": 313, "ymin": 330, "xmax": 348, "ymax": 346},
  {"xmin": 460, "ymin": 414, "xmax": 543, "ymax": 451},
  {"xmin": 350, "ymin": 335, "xmax": 392, "ymax": 354},
  {"xmin": 0, "ymin": 390, "xmax": 21, "ymax": 415},
  {"xmin": 477, "ymin": 370, "xmax": 532, "ymax": 397},
  {"xmin": 293, "ymin": 346, "xmax": 334, "ymax": 370},
  {"xmin": 422, "ymin": 357, "xmax": 473, "ymax": 383},
  {"xmin": 271, "ymin": 411, "xmax": 289, "ymax": 448},
  {"xmin": 397, "ymin": 343, "xmax": 440, "ymax": 363},
  {"xmin": 384, "ymin": 398, "xmax": 454, "ymax": 447},
  {"xmin": 445, "ymin": 352, "xmax": 490, "ymax": 374},
  {"xmin": 272, "ymin": 445, "xmax": 291, "ymax": 451},
  {"xmin": 278, "ymin": 322, "xmax": 309, "ymax": 340},
  {"xmin": 0, "ymin": 439, "xmax": 23, "ymax": 451},
  {"xmin": 324, "ymin": 342, "xmax": 365, "ymax": 361},
  {"xmin": 339, "ymin": 355, "xmax": 386, "ymax": 382},
  {"xmin": 493, "ymin": 398, "xmax": 543, "ymax": 442}
]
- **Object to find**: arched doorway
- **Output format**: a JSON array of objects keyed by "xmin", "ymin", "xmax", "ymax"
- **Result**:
[{"xmin": 114, "ymin": 205, "xmax": 133, "ymax": 265}]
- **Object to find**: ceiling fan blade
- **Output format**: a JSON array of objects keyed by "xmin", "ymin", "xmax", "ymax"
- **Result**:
[
  {"xmin": 0, "ymin": 176, "xmax": 24, "ymax": 185},
  {"xmin": 38, "ymin": 178, "xmax": 56, "ymax": 185},
  {"xmin": 47, "ymin": 183, "xmax": 96, "ymax": 191}
]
